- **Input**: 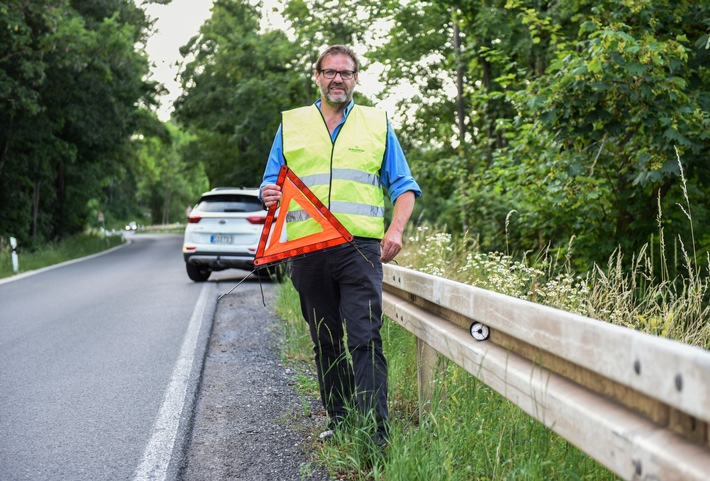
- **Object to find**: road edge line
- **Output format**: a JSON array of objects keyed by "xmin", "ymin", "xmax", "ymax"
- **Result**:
[{"xmin": 132, "ymin": 282, "xmax": 214, "ymax": 481}]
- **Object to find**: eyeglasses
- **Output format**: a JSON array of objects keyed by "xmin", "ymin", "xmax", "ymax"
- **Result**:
[{"xmin": 319, "ymin": 69, "xmax": 357, "ymax": 80}]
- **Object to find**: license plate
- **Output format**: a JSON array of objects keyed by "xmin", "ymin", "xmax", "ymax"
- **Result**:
[{"xmin": 210, "ymin": 234, "xmax": 233, "ymax": 244}]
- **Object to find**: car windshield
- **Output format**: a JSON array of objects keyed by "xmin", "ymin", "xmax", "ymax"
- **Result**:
[{"xmin": 196, "ymin": 195, "xmax": 264, "ymax": 213}]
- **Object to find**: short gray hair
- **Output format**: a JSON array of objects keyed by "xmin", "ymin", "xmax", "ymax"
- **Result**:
[{"xmin": 314, "ymin": 45, "xmax": 359, "ymax": 72}]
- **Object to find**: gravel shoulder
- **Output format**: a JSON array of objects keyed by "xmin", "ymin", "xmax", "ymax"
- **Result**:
[{"xmin": 178, "ymin": 274, "xmax": 332, "ymax": 481}]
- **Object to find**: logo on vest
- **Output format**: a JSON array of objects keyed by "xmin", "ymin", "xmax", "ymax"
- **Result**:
[{"xmin": 348, "ymin": 146, "xmax": 365, "ymax": 153}]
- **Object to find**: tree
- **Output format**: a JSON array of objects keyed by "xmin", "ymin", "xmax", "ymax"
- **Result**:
[
  {"xmin": 174, "ymin": 0, "xmax": 308, "ymax": 187},
  {"xmin": 360, "ymin": 0, "xmax": 710, "ymax": 269},
  {"xmin": 492, "ymin": 0, "xmax": 710, "ymax": 267},
  {"xmin": 132, "ymin": 121, "xmax": 208, "ymax": 225},
  {"xmin": 0, "ymin": 0, "xmax": 158, "ymax": 244}
]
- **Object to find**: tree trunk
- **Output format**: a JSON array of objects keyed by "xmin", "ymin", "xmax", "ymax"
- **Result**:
[
  {"xmin": 480, "ymin": 54, "xmax": 494, "ymax": 166},
  {"xmin": 0, "ymin": 139, "xmax": 8, "ymax": 180},
  {"xmin": 31, "ymin": 179, "xmax": 40, "ymax": 239},
  {"xmin": 452, "ymin": 8, "xmax": 466, "ymax": 152},
  {"xmin": 55, "ymin": 162, "xmax": 66, "ymax": 238},
  {"xmin": 162, "ymin": 190, "xmax": 172, "ymax": 225}
]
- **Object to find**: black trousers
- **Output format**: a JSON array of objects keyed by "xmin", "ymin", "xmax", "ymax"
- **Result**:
[{"xmin": 290, "ymin": 239, "xmax": 388, "ymax": 435}]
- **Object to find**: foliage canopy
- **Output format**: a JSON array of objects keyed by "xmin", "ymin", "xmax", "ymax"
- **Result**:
[{"xmin": 2, "ymin": 0, "xmax": 708, "ymax": 272}]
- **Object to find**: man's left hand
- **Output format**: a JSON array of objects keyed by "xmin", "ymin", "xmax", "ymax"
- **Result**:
[
  {"xmin": 380, "ymin": 191, "xmax": 415, "ymax": 263},
  {"xmin": 380, "ymin": 231, "xmax": 403, "ymax": 263}
]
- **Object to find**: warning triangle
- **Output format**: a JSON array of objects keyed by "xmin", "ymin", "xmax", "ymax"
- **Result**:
[{"xmin": 254, "ymin": 166, "xmax": 353, "ymax": 267}]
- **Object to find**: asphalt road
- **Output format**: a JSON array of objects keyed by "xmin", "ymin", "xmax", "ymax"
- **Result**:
[{"xmin": 0, "ymin": 233, "xmax": 215, "ymax": 481}]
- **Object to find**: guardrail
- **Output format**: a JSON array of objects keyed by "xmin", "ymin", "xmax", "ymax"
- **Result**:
[
  {"xmin": 137, "ymin": 224, "xmax": 186, "ymax": 233},
  {"xmin": 381, "ymin": 264, "xmax": 710, "ymax": 481}
]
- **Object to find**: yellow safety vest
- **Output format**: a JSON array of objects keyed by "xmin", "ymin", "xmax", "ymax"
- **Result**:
[{"xmin": 282, "ymin": 104, "xmax": 387, "ymax": 239}]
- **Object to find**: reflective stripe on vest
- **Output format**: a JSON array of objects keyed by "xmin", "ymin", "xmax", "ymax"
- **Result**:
[
  {"xmin": 299, "ymin": 169, "xmax": 383, "ymax": 190},
  {"xmin": 282, "ymin": 104, "xmax": 387, "ymax": 239}
]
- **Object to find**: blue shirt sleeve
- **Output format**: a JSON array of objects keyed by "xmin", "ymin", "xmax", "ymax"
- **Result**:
[
  {"xmin": 259, "ymin": 124, "xmax": 284, "ymax": 201},
  {"xmin": 381, "ymin": 122, "xmax": 422, "ymax": 204}
]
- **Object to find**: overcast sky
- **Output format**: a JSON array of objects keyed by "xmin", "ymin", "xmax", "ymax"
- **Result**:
[
  {"xmin": 141, "ymin": 0, "xmax": 402, "ymax": 122},
  {"xmin": 143, "ymin": 0, "xmax": 215, "ymax": 121}
]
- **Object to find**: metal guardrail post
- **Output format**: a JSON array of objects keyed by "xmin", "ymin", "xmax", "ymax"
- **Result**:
[{"xmin": 416, "ymin": 338, "xmax": 446, "ymax": 418}]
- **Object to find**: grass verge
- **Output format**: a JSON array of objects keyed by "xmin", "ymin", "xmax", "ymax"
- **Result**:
[{"xmin": 0, "ymin": 232, "xmax": 125, "ymax": 279}]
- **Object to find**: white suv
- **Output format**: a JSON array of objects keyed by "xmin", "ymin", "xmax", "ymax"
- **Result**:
[{"xmin": 182, "ymin": 187, "xmax": 266, "ymax": 282}]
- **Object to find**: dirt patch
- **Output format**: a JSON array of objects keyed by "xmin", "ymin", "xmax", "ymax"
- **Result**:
[{"xmin": 179, "ymin": 277, "xmax": 331, "ymax": 481}]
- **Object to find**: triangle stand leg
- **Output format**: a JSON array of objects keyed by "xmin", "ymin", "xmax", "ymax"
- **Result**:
[{"xmin": 217, "ymin": 269, "xmax": 257, "ymax": 301}]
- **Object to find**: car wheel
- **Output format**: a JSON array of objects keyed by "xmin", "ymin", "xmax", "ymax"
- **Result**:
[{"xmin": 186, "ymin": 263, "xmax": 211, "ymax": 282}]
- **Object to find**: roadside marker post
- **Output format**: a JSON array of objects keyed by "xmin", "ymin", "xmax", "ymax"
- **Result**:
[{"xmin": 10, "ymin": 236, "xmax": 18, "ymax": 273}]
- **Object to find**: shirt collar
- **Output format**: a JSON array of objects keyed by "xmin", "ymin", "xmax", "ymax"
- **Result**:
[{"xmin": 315, "ymin": 99, "xmax": 355, "ymax": 117}]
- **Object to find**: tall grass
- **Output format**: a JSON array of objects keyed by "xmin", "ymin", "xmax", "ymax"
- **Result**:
[
  {"xmin": 382, "ymin": 362, "xmax": 611, "ymax": 481},
  {"xmin": 0, "ymin": 231, "xmax": 125, "ymax": 279}
]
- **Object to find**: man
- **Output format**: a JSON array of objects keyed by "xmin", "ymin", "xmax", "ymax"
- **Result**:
[{"xmin": 260, "ymin": 45, "xmax": 421, "ymax": 446}]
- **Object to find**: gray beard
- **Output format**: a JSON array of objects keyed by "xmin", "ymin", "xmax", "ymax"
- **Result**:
[
  {"xmin": 321, "ymin": 85, "xmax": 352, "ymax": 106},
  {"xmin": 324, "ymin": 95, "xmax": 350, "ymax": 107}
]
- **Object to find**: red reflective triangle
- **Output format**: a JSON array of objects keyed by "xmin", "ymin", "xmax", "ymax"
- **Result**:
[{"xmin": 253, "ymin": 166, "xmax": 353, "ymax": 266}]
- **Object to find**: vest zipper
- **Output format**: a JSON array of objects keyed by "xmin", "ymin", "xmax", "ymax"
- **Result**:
[{"xmin": 315, "ymin": 104, "xmax": 349, "ymax": 209}]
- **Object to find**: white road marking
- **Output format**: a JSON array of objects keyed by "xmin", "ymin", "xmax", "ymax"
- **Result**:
[{"xmin": 133, "ymin": 282, "xmax": 211, "ymax": 481}]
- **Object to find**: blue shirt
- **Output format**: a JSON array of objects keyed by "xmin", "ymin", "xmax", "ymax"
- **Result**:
[{"xmin": 260, "ymin": 100, "xmax": 421, "ymax": 204}]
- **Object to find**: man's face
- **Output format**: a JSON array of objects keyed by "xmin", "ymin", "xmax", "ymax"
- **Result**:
[{"xmin": 315, "ymin": 53, "xmax": 358, "ymax": 107}]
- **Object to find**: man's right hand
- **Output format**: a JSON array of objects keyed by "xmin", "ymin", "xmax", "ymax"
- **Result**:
[{"xmin": 261, "ymin": 184, "xmax": 282, "ymax": 208}]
